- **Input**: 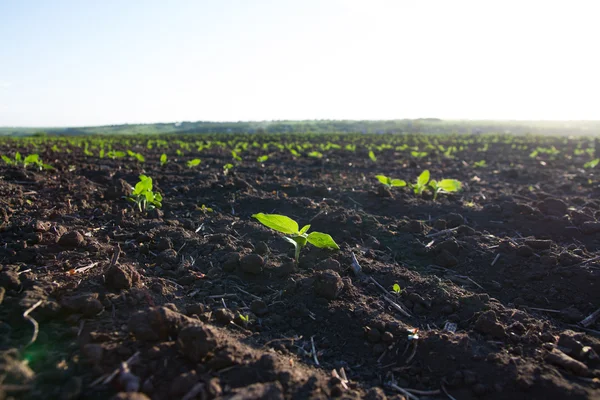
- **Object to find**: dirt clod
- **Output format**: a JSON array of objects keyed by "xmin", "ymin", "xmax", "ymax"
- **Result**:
[
  {"xmin": 177, "ymin": 323, "xmax": 218, "ymax": 362},
  {"xmin": 58, "ymin": 231, "xmax": 85, "ymax": 248},
  {"xmin": 129, "ymin": 306, "xmax": 196, "ymax": 341},
  {"xmin": 314, "ymin": 269, "xmax": 344, "ymax": 300},
  {"xmin": 240, "ymin": 254, "xmax": 264, "ymax": 274}
]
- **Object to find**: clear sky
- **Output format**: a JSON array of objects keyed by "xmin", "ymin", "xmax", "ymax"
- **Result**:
[{"xmin": 1, "ymin": 0, "xmax": 599, "ymax": 127}]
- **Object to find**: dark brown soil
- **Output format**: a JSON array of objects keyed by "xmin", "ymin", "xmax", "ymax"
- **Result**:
[{"xmin": 1, "ymin": 134, "xmax": 600, "ymax": 400}]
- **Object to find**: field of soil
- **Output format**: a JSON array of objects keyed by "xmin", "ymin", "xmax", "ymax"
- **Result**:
[{"xmin": 1, "ymin": 133, "xmax": 599, "ymax": 400}]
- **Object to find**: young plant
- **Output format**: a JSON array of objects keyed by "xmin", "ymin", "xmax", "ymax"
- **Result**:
[
  {"xmin": 473, "ymin": 160, "xmax": 487, "ymax": 168},
  {"xmin": 409, "ymin": 170, "xmax": 461, "ymax": 200},
  {"xmin": 392, "ymin": 283, "xmax": 402, "ymax": 295},
  {"xmin": 160, "ymin": 153, "xmax": 167, "ymax": 166},
  {"xmin": 584, "ymin": 158, "xmax": 599, "ymax": 169},
  {"xmin": 223, "ymin": 163, "xmax": 234, "ymax": 175},
  {"xmin": 369, "ymin": 150, "xmax": 377, "ymax": 162},
  {"xmin": 252, "ymin": 213, "xmax": 339, "ymax": 263},
  {"xmin": 428, "ymin": 178, "xmax": 462, "ymax": 200},
  {"xmin": 257, "ymin": 155, "xmax": 269, "ymax": 163},
  {"xmin": 375, "ymin": 175, "xmax": 406, "ymax": 188},
  {"xmin": 187, "ymin": 158, "xmax": 201, "ymax": 168},
  {"xmin": 410, "ymin": 170, "xmax": 431, "ymax": 195},
  {"xmin": 127, "ymin": 175, "xmax": 163, "ymax": 212}
]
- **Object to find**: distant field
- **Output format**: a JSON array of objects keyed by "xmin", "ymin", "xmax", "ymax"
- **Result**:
[{"xmin": 2, "ymin": 119, "xmax": 600, "ymax": 137}]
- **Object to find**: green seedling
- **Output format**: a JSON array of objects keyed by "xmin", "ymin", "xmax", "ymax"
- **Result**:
[
  {"xmin": 223, "ymin": 163, "xmax": 234, "ymax": 175},
  {"xmin": 428, "ymin": 178, "xmax": 462, "ymax": 200},
  {"xmin": 187, "ymin": 158, "xmax": 201, "ymax": 168},
  {"xmin": 199, "ymin": 204, "xmax": 213, "ymax": 213},
  {"xmin": 409, "ymin": 170, "xmax": 461, "ymax": 199},
  {"xmin": 308, "ymin": 151, "xmax": 323, "ymax": 158},
  {"xmin": 411, "ymin": 151, "xmax": 427, "ymax": 158},
  {"xmin": 375, "ymin": 175, "xmax": 406, "ymax": 188},
  {"xmin": 410, "ymin": 170, "xmax": 431, "ymax": 195},
  {"xmin": 392, "ymin": 283, "xmax": 402, "ymax": 295},
  {"xmin": 473, "ymin": 160, "xmax": 487, "ymax": 168},
  {"xmin": 231, "ymin": 150, "xmax": 242, "ymax": 162},
  {"xmin": 369, "ymin": 150, "xmax": 377, "ymax": 162},
  {"xmin": 252, "ymin": 213, "xmax": 339, "ymax": 263},
  {"xmin": 160, "ymin": 153, "xmax": 167, "ymax": 166},
  {"xmin": 238, "ymin": 314, "xmax": 250, "ymax": 323},
  {"xmin": 257, "ymin": 155, "xmax": 269, "ymax": 163},
  {"xmin": 127, "ymin": 150, "xmax": 145, "ymax": 162},
  {"xmin": 107, "ymin": 150, "xmax": 126, "ymax": 159},
  {"xmin": 584, "ymin": 158, "xmax": 599, "ymax": 169},
  {"xmin": 2, "ymin": 153, "xmax": 52, "ymax": 170},
  {"xmin": 127, "ymin": 175, "xmax": 163, "ymax": 213}
]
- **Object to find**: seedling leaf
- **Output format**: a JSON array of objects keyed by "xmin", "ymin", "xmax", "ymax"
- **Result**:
[
  {"xmin": 390, "ymin": 179, "xmax": 406, "ymax": 187},
  {"xmin": 252, "ymin": 213, "xmax": 299, "ymax": 235},
  {"xmin": 306, "ymin": 232, "xmax": 340, "ymax": 250},
  {"xmin": 417, "ymin": 170, "xmax": 430, "ymax": 187},
  {"xmin": 299, "ymin": 224, "xmax": 311, "ymax": 234},
  {"xmin": 437, "ymin": 179, "xmax": 462, "ymax": 192},
  {"xmin": 375, "ymin": 175, "xmax": 391, "ymax": 185}
]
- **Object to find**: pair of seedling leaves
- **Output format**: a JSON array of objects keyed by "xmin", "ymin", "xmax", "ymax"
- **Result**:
[
  {"xmin": 2, "ymin": 152, "xmax": 53, "ymax": 171},
  {"xmin": 252, "ymin": 213, "xmax": 339, "ymax": 263},
  {"xmin": 126, "ymin": 174, "xmax": 163, "ymax": 212},
  {"xmin": 376, "ymin": 170, "xmax": 461, "ymax": 200}
]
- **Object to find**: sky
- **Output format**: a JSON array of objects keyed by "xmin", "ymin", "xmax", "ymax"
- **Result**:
[{"xmin": 1, "ymin": 0, "xmax": 599, "ymax": 127}]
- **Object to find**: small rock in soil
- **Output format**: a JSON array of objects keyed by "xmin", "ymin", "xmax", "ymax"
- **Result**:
[
  {"xmin": 60, "ymin": 376, "xmax": 82, "ymax": 400},
  {"xmin": 445, "ymin": 213, "xmax": 464, "ymax": 228},
  {"xmin": 158, "ymin": 249, "xmax": 178, "ymax": 265},
  {"xmin": 58, "ymin": 231, "xmax": 85, "ymax": 248},
  {"xmin": 314, "ymin": 269, "xmax": 344, "ymax": 300},
  {"xmin": 32, "ymin": 219, "xmax": 52, "ymax": 232},
  {"xmin": 61, "ymin": 293, "xmax": 103, "ymax": 317},
  {"xmin": 156, "ymin": 237, "xmax": 172, "ymax": 251},
  {"xmin": 240, "ymin": 254, "xmax": 264, "ymax": 274},
  {"xmin": 250, "ymin": 299, "xmax": 268, "ymax": 316},
  {"xmin": 129, "ymin": 306, "xmax": 196, "ymax": 341},
  {"xmin": 0, "ymin": 270, "xmax": 20, "ymax": 290},
  {"xmin": 169, "ymin": 371, "xmax": 198, "ymax": 397},
  {"xmin": 213, "ymin": 307, "xmax": 235, "ymax": 324},
  {"xmin": 367, "ymin": 327, "xmax": 381, "ymax": 343},
  {"xmin": 436, "ymin": 250, "xmax": 458, "ymax": 268},
  {"xmin": 105, "ymin": 264, "xmax": 137, "ymax": 291},
  {"xmin": 255, "ymin": 241, "xmax": 270, "ymax": 255},
  {"xmin": 433, "ymin": 219, "xmax": 447, "ymax": 230},
  {"xmin": 177, "ymin": 323, "xmax": 218, "ymax": 362},
  {"xmin": 539, "ymin": 198, "xmax": 567, "ymax": 216},
  {"xmin": 81, "ymin": 343, "xmax": 104, "ymax": 364},
  {"xmin": 474, "ymin": 310, "xmax": 506, "ymax": 339},
  {"xmin": 560, "ymin": 306, "xmax": 584, "ymax": 323},
  {"xmin": 276, "ymin": 260, "xmax": 296, "ymax": 277},
  {"xmin": 401, "ymin": 219, "xmax": 425, "ymax": 233},
  {"xmin": 105, "ymin": 179, "xmax": 133, "ymax": 200},
  {"xmin": 457, "ymin": 225, "xmax": 475, "ymax": 236},
  {"xmin": 435, "ymin": 239, "xmax": 459, "ymax": 255},
  {"xmin": 581, "ymin": 221, "xmax": 600, "ymax": 235},
  {"xmin": 222, "ymin": 252, "xmax": 240, "ymax": 272},
  {"xmin": 314, "ymin": 257, "xmax": 341, "ymax": 272},
  {"xmin": 516, "ymin": 245, "xmax": 534, "ymax": 257}
]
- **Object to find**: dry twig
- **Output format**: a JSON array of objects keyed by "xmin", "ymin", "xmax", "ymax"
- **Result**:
[{"xmin": 22, "ymin": 300, "xmax": 43, "ymax": 349}]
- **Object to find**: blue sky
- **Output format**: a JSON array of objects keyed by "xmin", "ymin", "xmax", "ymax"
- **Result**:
[{"xmin": 1, "ymin": 0, "xmax": 599, "ymax": 126}]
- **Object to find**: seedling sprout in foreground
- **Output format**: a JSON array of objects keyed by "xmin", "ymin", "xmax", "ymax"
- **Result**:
[
  {"xmin": 252, "ymin": 213, "xmax": 339, "ymax": 263},
  {"xmin": 127, "ymin": 174, "xmax": 163, "ymax": 213}
]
